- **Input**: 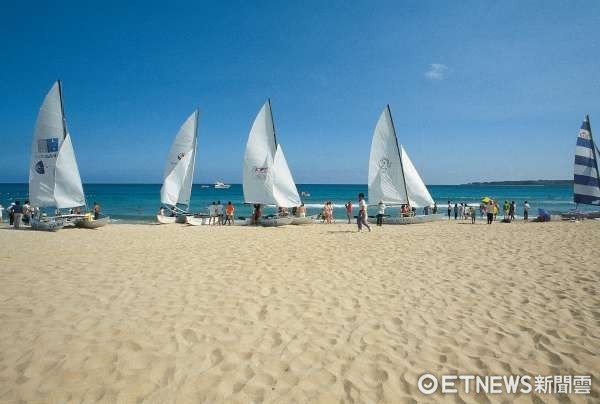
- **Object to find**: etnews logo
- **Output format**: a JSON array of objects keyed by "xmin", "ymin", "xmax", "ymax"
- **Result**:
[{"xmin": 418, "ymin": 374, "xmax": 592, "ymax": 395}]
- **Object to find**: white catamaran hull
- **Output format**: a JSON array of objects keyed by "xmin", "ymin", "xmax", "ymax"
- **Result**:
[
  {"xmin": 156, "ymin": 214, "xmax": 177, "ymax": 224},
  {"xmin": 30, "ymin": 217, "xmax": 65, "ymax": 231},
  {"xmin": 186, "ymin": 216, "xmax": 212, "ymax": 226},
  {"xmin": 368, "ymin": 214, "xmax": 445, "ymax": 225},
  {"xmin": 75, "ymin": 216, "xmax": 110, "ymax": 228},
  {"xmin": 259, "ymin": 216, "xmax": 294, "ymax": 227},
  {"xmin": 291, "ymin": 216, "xmax": 316, "ymax": 225}
]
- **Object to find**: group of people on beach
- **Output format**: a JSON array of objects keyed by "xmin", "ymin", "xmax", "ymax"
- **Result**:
[
  {"xmin": 1, "ymin": 200, "xmax": 102, "ymax": 229},
  {"xmin": 0, "ymin": 201, "xmax": 31, "ymax": 229},
  {"xmin": 445, "ymin": 199, "xmax": 531, "ymax": 224},
  {"xmin": 206, "ymin": 201, "xmax": 235, "ymax": 225}
]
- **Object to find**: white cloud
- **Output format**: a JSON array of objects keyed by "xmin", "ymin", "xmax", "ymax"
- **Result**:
[{"xmin": 425, "ymin": 63, "xmax": 448, "ymax": 80}]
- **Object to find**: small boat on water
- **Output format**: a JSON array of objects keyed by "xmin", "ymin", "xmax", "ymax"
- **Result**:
[
  {"xmin": 214, "ymin": 181, "xmax": 231, "ymax": 189},
  {"xmin": 367, "ymin": 105, "xmax": 444, "ymax": 224},
  {"xmin": 157, "ymin": 109, "xmax": 200, "ymax": 224},
  {"xmin": 28, "ymin": 81, "xmax": 108, "ymax": 230},
  {"xmin": 242, "ymin": 100, "xmax": 302, "ymax": 226},
  {"xmin": 561, "ymin": 115, "xmax": 600, "ymax": 220}
]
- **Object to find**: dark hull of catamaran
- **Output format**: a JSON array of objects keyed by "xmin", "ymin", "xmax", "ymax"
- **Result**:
[{"xmin": 560, "ymin": 210, "xmax": 600, "ymax": 220}]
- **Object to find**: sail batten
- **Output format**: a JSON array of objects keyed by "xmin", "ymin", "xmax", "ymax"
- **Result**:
[
  {"xmin": 573, "ymin": 115, "xmax": 600, "ymax": 205},
  {"xmin": 160, "ymin": 110, "xmax": 199, "ymax": 207}
]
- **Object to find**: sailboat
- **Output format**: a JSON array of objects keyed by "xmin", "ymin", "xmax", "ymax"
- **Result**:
[
  {"xmin": 157, "ymin": 109, "xmax": 201, "ymax": 224},
  {"xmin": 242, "ymin": 100, "xmax": 304, "ymax": 226},
  {"xmin": 28, "ymin": 81, "xmax": 107, "ymax": 230},
  {"xmin": 367, "ymin": 105, "xmax": 442, "ymax": 224},
  {"xmin": 561, "ymin": 115, "xmax": 600, "ymax": 220}
]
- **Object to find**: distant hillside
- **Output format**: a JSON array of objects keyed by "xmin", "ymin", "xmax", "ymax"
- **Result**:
[{"xmin": 464, "ymin": 180, "xmax": 573, "ymax": 186}]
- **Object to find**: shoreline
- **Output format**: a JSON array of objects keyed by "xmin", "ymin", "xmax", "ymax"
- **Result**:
[{"xmin": 1, "ymin": 220, "xmax": 599, "ymax": 402}]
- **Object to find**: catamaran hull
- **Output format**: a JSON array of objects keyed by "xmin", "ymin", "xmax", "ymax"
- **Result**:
[
  {"xmin": 186, "ymin": 216, "xmax": 212, "ymax": 226},
  {"xmin": 156, "ymin": 215, "xmax": 177, "ymax": 224},
  {"xmin": 30, "ymin": 218, "xmax": 65, "ymax": 231},
  {"xmin": 291, "ymin": 216, "xmax": 315, "ymax": 225},
  {"xmin": 368, "ymin": 214, "xmax": 445, "ymax": 225},
  {"xmin": 259, "ymin": 216, "xmax": 294, "ymax": 227},
  {"xmin": 175, "ymin": 215, "xmax": 189, "ymax": 224},
  {"xmin": 560, "ymin": 210, "xmax": 600, "ymax": 220},
  {"xmin": 75, "ymin": 216, "xmax": 110, "ymax": 228}
]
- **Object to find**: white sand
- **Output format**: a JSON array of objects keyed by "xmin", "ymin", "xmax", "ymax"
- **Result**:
[{"xmin": 0, "ymin": 220, "xmax": 599, "ymax": 403}]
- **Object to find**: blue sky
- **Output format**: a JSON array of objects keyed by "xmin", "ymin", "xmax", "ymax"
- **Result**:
[{"xmin": 1, "ymin": 0, "xmax": 599, "ymax": 184}]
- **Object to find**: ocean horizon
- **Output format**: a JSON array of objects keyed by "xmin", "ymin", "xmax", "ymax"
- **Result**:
[{"xmin": 0, "ymin": 182, "xmax": 590, "ymax": 223}]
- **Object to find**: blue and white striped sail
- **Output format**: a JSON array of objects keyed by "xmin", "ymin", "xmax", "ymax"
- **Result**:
[{"xmin": 574, "ymin": 115, "xmax": 600, "ymax": 205}]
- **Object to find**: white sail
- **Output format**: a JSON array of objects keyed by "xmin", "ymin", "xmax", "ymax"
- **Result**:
[
  {"xmin": 401, "ymin": 145, "xmax": 434, "ymax": 208},
  {"xmin": 160, "ymin": 110, "xmax": 199, "ymax": 207},
  {"xmin": 368, "ymin": 106, "xmax": 407, "ymax": 205},
  {"xmin": 54, "ymin": 133, "xmax": 85, "ymax": 208},
  {"xmin": 243, "ymin": 101, "xmax": 278, "ymax": 205},
  {"xmin": 29, "ymin": 81, "xmax": 65, "ymax": 208},
  {"xmin": 272, "ymin": 145, "xmax": 301, "ymax": 207}
]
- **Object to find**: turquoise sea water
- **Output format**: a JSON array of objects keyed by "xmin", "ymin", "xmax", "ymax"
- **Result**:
[{"xmin": 0, "ymin": 183, "xmax": 591, "ymax": 223}]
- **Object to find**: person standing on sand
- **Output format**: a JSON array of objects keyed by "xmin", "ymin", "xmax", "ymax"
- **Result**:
[
  {"xmin": 0, "ymin": 204, "xmax": 3, "ymax": 223},
  {"xmin": 93, "ymin": 202, "xmax": 101, "ymax": 220},
  {"xmin": 470, "ymin": 206, "xmax": 476, "ymax": 224},
  {"xmin": 453, "ymin": 203, "xmax": 458, "ymax": 220},
  {"xmin": 509, "ymin": 201, "xmax": 516, "ymax": 221},
  {"xmin": 345, "ymin": 201, "xmax": 353, "ymax": 224},
  {"xmin": 252, "ymin": 204, "xmax": 262, "ymax": 225},
  {"xmin": 216, "ymin": 200, "xmax": 224, "ymax": 225},
  {"xmin": 376, "ymin": 200, "xmax": 385, "ymax": 226},
  {"xmin": 487, "ymin": 199, "xmax": 494, "ymax": 224},
  {"xmin": 433, "ymin": 202, "xmax": 438, "ymax": 214},
  {"xmin": 357, "ymin": 193, "xmax": 371, "ymax": 232},
  {"xmin": 225, "ymin": 201, "xmax": 234, "ymax": 225},
  {"xmin": 458, "ymin": 203, "xmax": 464, "ymax": 220},
  {"xmin": 447, "ymin": 201, "xmax": 451, "ymax": 220},
  {"xmin": 13, "ymin": 201, "xmax": 23, "ymax": 229},
  {"xmin": 523, "ymin": 200, "xmax": 530, "ymax": 221},
  {"xmin": 297, "ymin": 203, "xmax": 306, "ymax": 217}
]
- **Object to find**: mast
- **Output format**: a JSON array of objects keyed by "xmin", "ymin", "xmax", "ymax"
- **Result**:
[
  {"xmin": 57, "ymin": 80, "xmax": 68, "ymax": 140},
  {"xmin": 187, "ymin": 107, "xmax": 200, "ymax": 211},
  {"xmin": 268, "ymin": 98, "xmax": 278, "ymax": 149},
  {"xmin": 387, "ymin": 104, "xmax": 410, "ymax": 208}
]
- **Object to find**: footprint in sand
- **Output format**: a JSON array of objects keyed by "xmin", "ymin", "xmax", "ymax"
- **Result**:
[
  {"xmin": 182, "ymin": 329, "xmax": 199, "ymax": 344},
  {"xmin": 210, "ymin": 349, "xmax": 223, "ymax": 366}
]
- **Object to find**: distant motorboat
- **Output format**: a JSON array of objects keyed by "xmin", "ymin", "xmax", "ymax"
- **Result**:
[
  {"xmin": 214, "ymin": 181, "xmax": 231, "ymax": 189},
  {"xmin": 200, "ymin": 184, "xmax": 210, "ymax": 188},
  {"xmin": 300, "ymin": 191, "xmax": 311, "ymax": 197}
]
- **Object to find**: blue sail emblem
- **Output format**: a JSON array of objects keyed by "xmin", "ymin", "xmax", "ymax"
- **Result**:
[{"xmin": 35, "ymin": 161, "xmax": 45, "ymax": 174}]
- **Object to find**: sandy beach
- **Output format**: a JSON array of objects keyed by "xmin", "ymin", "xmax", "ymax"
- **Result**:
[{"xmin": 0, "ymin": 220, "xmax": 599, "ymax": 403}]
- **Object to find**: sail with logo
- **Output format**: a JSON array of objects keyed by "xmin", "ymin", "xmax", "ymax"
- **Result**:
[
  {"xmin": 157, "ymin": 109, "xmax": 200, "ymax": 224},
  {"xmin": 28, "ymin": 81, "xmax": 106, "ymax": 230},
  {"xmin": 367, "ymin": 105, "xmax": 441, "ymax": 224},
  {"xmin": 242, "ymin": 100, "xmax": 303, "ymax": 226}
]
